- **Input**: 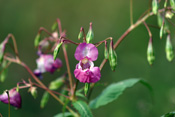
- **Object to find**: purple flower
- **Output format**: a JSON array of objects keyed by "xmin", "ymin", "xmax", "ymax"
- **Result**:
[
  {"xmin": 34, "ymin": 54, "xmax": 62, "ymax": 77},
  {"xmin": 0, "ymin": 89, "xmax": 22, "ymax": 108},
  {"xmin": 74, "ymin": 43, "xmax": 101, "ymax": 83}
]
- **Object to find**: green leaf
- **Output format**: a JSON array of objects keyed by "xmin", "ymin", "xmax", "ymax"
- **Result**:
[
  {"xmin": 73, "ymin": 100, "xmax": 93, "ymax": 117},
  {"xmin": 89, "ymin": 78, "xmax": 152, "ymax": 109},
  {"xmin": 161, "ymin": 111, "xmax": 175, "ymax": 117},
  {"xmin": 53, "ymin": 42, "xmax": 63, "ymax": 60},
  {"xmin": 49, "ymin": 77, "xmax": 64, "ymax": 90},
  {"xmin": 0, "ymin": 61, "xmax": 8, "ymax": 82},
  {"xmin": 54, "ymin": 112, "xmax": 73, "ymax": 117},
  {"xmin": 40, "ymin": 91, "xmax": 50, "ymax": 108}
]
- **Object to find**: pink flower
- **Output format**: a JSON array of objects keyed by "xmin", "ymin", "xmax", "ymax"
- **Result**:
[
  {"xmin": 74, "ymin": 43, "xmax": 101, "ymax": 83},
  {"xmin": 0, "ymin": 89, "xmax": 22, "ymax": 108},
  {"xmin": 34, "ymin": 54, "xmax": 62, "ymax": 78}
]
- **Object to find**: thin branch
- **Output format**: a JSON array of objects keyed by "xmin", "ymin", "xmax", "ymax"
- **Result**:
[{"xmin": 143, "ymin": 21, "xmax": 152, "ymax": 37}]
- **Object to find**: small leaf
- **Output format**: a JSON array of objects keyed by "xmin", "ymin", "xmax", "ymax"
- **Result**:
[
  {"xmin": 54, "ymin": 112, "xmax": 72, "ymax": 117},
  {"xmin": 34, "ymin": 33, "xmax": 41, "ymax": 47},
  {"xmin": 49, "ymin": 77, "xmax": 64, "ymax": 90},
  {"xmin": 0, "ymin": 61, "xmax": 8, "ymax": 82},
  {"xmin": 40, "ymin": 91, "xmax": 50, "ymax": 108},
  {"xmin": 52, "ymin": 22, "xmax": 58, "ymax": 31},
  {"xmin": 89, "ymin": 78, "xmax": 152, "ymax": 109},
  {"xmin": 73, "ymin": 100, "xmax": 93, "ymax": 117},
  {"xmin": 161, "ymin": 111, "xmax": 175, "ymax": 117},
  {"xmin": 54, "ymin": 42, "xmax": 63, "ymax": 60}
]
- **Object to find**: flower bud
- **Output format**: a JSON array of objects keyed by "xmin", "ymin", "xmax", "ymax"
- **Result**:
[
  {"xmin": 34, "ymin": 33, "xmax": 41, "ymax": 47},
  {"xmin": 40, "ymin": 91, "xmax": 49, "ymax": 108},
  {"xmin": 170, "ymin": 0, "xmax": 175, "ymax": 10},
  {"xmin": 104, "ymin": 41, "xmax": 108, "ymax": 59},
  {"xmin": 147, "ymin": 38, "xmax": 155, "ymax": 65},
  {"xmin": 0, "ymin": 89, "xmax": 22, "ymax": 108},
  {"xmin": 86, "ymin": 22, "xmax": 94, "ymax": 43},
  {"xmin": 54, "ymin": 42, "xmax": 63, "ymax": 60},
  {"xmin": 165, "ymin": 34, "xmax": 174, "ymax": 61},
  {"xmin": 78, "ymin": 27, "xmax": 83, "ymax": 40},
  {"xmin": 84, "ymin": 83, "xmax": 90, "ymax": 96},
  {"xmin": 49, "ymin": 76, "xmax": 64, "ymax": 90},
  {"xmin": 152, "ymin": 0, "xmax": 158, "ymax": 14},
  {"xmin": 29, "ymin": 87, "xmax": 37, "ymax": 99},
  {"xmin": 109, "ymin": 40, "xmax": 117, "ymax": 71},
  {"xmin": 165, "ymin": 11, "xmax": 174, "ymax": 19}
]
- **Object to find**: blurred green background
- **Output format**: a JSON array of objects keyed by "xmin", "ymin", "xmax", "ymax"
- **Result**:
[{"xmin": 0, "ymin": 0, "xmax": 175, "ymax": 117}]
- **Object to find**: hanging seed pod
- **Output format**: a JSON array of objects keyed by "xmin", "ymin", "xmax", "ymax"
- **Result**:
[
  {"xmin": 147, "ymin": 38, "xmax": 155, "ymax": 65},
  {"xmin": 34, "ymin": 33, "xmax": 41, "ymax": 47},
  {"xmin": 104, "ymin": 41, "xmax": 108, "ymax": 59},
  {"xmin": 53, "ymin": 42, "xmax": 63, "ymax": 60},
  {"xmin": 152, "ymin": 0, "xmax": 158, "ymax": 14},
  {"xmin": 78, "ymin": 27, "xmax": 83, "ymax": 40},
  {"xmin": 109, "ymin": 40, "xmax": 117, "ymax": 71},
  {"xmin": 165, "ymin": 34, "xmax": 174, "ymax": 62},
  {"xmin": 84, "ymin": 83, "xmax": 90, "ymax": 96}
]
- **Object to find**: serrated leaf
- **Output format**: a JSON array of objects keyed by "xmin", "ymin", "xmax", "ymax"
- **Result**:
[
  {"xmin": 89, "ymin": 78, "xmax": 152, "ymax": 109},
  {"xmin": 54, "ymin": 112, "xmax": 72, "ymax": 117},
  {"xmin": 161, "ymin": 111, "xmax": 175, "ymax": 117},
  {"xmin": 40, "ymin": 91, "xmax": 50, "ymax": 108},
  {"xmin": 73, "ymin": 100, "xmax": 93, "ymax": 117}
]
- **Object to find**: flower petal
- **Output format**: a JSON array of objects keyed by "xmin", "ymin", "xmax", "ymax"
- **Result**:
[{"xmin": 74, "ymin": 43, "xmax": 98, "ymax": 61}]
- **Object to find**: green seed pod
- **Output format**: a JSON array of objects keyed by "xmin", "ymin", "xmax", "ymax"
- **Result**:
[
  {"xmin": 86, "ymin": 22, "xmax": 94, "ymax": 43},
  {"xmin": 84, "ymin": 83, "xmax": 90, "ymax": 96},
  {"xmin": 160, "ymin": 24, "xmax": 164, "ymax": 39},
  {"xmin": 34, "ymin": 33, "xmax": 41, "ymax": 47},
  {"xmin": 53, "ymin": 42, "xmax": 63, "ymax": 60},
  {"xmin": 157, "ymin": 13, "xmax": 163, "ymax": 27},
  {"xmin": 78, "ymin": 27, "xmax": 83, "ymax": 40},
  {"xmin": 0, "ymin": 60, "xmax": 8, "ymax": 82},
  {"xmin": 40, "ymin": 91, "xmax": 50, "ymax": 108},
  {"xmin": 152, "ymin": 0, "xmax": 158, "ymax": 14},
  {"xmin": 170, "ymin": 0, "xmax": 175, "ymax": 10},
  {"xmin": 147, "ymin": 38, "xmax": 155, "ymax": 65},
  {"xmin": 109, "ymin": 40, "xmax": 117, "ymax": 71},
  {"xmin": 104, "ymin": 41, "xmax": 108, "ymax": 59},
  {"xmin": 165, "ymin": 34, "xmax": 174, "ymax": 61}
]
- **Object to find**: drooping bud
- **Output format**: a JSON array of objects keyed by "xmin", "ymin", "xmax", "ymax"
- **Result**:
[
  {"xmin": 0, "ymin": 39, "xmax": 8, "ymax": 63},
  {"xmin": 165, "ymin": 11, "xmax": 174, "ymax": 19},
  {"xmin": 29, "ymin": 87, "xmax": 37, "ymax": 99},
  {"xmin": 84, "ymin": 83, "xmax": 90, "ymax": 96},
  {"xmin": 152, "ymin": 0, "xmax": 158, "ymax": 14},
  {"xmin": 104, "ymin": 41, "xmax": 108, "ymax": 59},
  {"xmin": 170, "ymin": 0, "xmax": 175, "ymax": 10},
  {"xmin": 40, "ymin": 91, "xmax": 50, "ymax": 108},
  {"xmin": 0, "ymin": 89, "xmax": 22, "ymax": 108},
  {"xmin": 165, "ymin": 34, "xmax": 174, "ymax": 61},
  {"xmin": 78, "ymin": 27, "xmax": 83, "ymax": 40},
  {"xmin": 157, "ymin": 13, "xmax": 163, "ymax": 27},
  {"xmin": 0, "ymin": 60, "xmax": 8, "ymax": 82},
  {"xmin": 147, "ymin": 38, "xmax": 155, "ymax": 65},
  {"xmin": 49, "ymin": 76, "xmax": 64, "ymax": 90},
  {"xmin": 53, "ymin": 42, "xmax": 63, "ymax": 60},
  {"xmin": 86, "ymin": 22, "xmax": 94, "ymax": 43},
  {"xmin": 109, "ymin": 40, "xmax": 117, "ymax": 71},
  {"xmin": 34, "ymin": 33, "xmax": 41, "ymax": 47},
  {"xmin": 51, "ymin": 22, "xmax": 58, "ymax": 31}
]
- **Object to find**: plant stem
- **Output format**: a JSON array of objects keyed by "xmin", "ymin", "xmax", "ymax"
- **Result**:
[
  {"xmin": 73, "ymin": 80, "xmax": 79, "ymax": 99},
  {"xmin": 39, "ymin": 27, "xmax": 52, "ymax": 36},
  {"xmin": 130, "ymin": 0, "xmax": 133, "ymax": 25},
  {"xmin": 143, "ymin": 21, "xmax": 152, "ymax": 38},
  {"xmin": 4, "ymin": 56, "xmax": 77, "ymax": 116}
]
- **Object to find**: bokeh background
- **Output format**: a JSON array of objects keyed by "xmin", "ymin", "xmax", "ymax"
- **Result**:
[{"xmin": 0, "ymin": 0, "xmax": 175, "ymax": 117}]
